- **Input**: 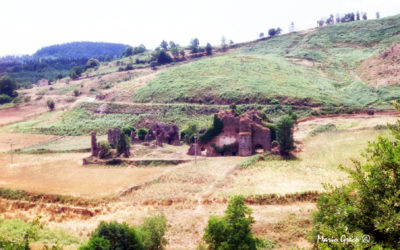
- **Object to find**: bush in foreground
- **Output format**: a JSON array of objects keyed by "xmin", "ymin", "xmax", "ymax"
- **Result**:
[
  {"xmin": 138, "ymin": 214, "xmax": 168, "ymax": 250},
  {"xmin": 80, "ymin": 221, "xmax": 144, "ymax": 250},
  {"xmin": 80, "ymin": 215, "xmax": 168, "ymax": 250},
  {"xmin": 310, "ymin": 102, "xmax": 400, "ymax": 249},
  {"xmin": 203, "ymin": 196, "xmax": 257, "ymax": 250}
]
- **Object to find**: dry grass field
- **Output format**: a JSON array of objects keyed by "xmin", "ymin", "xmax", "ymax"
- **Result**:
[
  {"xmin": 0, "ymin": 113, "xmax": 396, "ymax": 249},
  {"xmin": 0, "ymin": 153, "xmax": 174, "ymax": 198},
  {"xmin": 0, "ymin": 133, "xmax": 58, "ymax": 152}
]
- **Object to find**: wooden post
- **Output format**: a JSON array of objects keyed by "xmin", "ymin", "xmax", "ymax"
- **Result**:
[
  {"xmin": 194, "ymin": 135, "xmax": 197, "ymax": 165},
  {"xmin": 10, "ymin": 141, "xmax": 14, "ymax": 165}
]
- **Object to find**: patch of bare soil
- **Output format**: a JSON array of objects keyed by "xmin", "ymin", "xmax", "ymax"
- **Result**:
[{"xmin": 357, "ymin": 43, "xmax": 400, "ymax": 86}]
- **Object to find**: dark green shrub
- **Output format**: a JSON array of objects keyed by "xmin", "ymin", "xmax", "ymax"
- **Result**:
[
  {"xmin": 203, "ymin": 196, "xmax": 257, "ymax": 250},
  {"xmin": 310, "ymin": 123, "xmax": 336, "ymax": 136},
  {"xmin": 200, "ymin": 115, "xmax": 224, "ymax": 143},
  {"xmin": 125, "ymin": 63, "xmax": 134, "ymax": 70},
  {"xmin": 205, "ymin": 43, "xmax": 213, "ymax": 55},
  {"xmin": 0, "ymin": 94, "xmax": 12, "ymax": 104},
  {"xmin": 137, "ymin": 128, "xmax": 148, "ymax": 141},
  {"xmin": 99, "ymin": 141, "xmax": 112, "ymax": 159},
  {"xmin": 117, "ymin": 133, "xmax": 130, "ymax": 157},
  {"xmin": 287, "ymin": 109, "xmax": 298, "ymax": 122},
  {"xmin": 46, "ymin": 99, "xmax": 55, "ymax": 111},
  {"xmin": 260, "ymin": 107, "xmax": 273, "ymax": 123},
  {"xmin": 375, "ymin": 124, "xmax": 388, "ymax": 130},
  {"xmin": 87, "ymin": 221, "xmax": 144, "ymax": 250},
  {"xmin": 182, "ymin": 123, "xmax": 198, "ymax": 144},
  {"xmin": 0, "ymin": 238, "xmax": 27, "ymax": 250},
  {"xmin": 0, "ymin": 75, "xmax": 18, "ymax": 97},
  {"xmin": 79, "ymin": 236, "xmax": 111, "ymax": 250},
  {"xmin": 122, "ymin": 125, "xmax": 135, "ymax": 136},
  {"xmin": 73, "ymin": 89, "xmax": 81, "ymax": 97},
  {"xmin": 264, "ymin": 123, "xmax": 277, "ymax": 141},
  {"xmin": 138, "ymin": 214, "xmax": 168, "ymax": 250},
  {"xmin": 69, "ymin": 66, "xmax": 84, "ymax": 80},
  {"xmin": 270, "ymin": 99, "xmax": 279, "ymax": 104},
  {"xmin": 150, "ymin": 61, "xmax": 157, "ymax": 70},
  {"xmin": 86, "ymin": 58, "xmax": 100, "ymax": 69},
  {"xmin": 276, "ymin": 115, "xmax": 295, "ymax": 155},
  {"xmin": 231, "ymin": 103, "xmax": 241, "ymax": 116},
  {"xmin": 153, "ymin": 50, "xmax": 172, "ymax": 65}
]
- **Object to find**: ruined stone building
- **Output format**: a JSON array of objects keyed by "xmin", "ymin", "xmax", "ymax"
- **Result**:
[
  {"xmin": 188, "ymin": 110, "xmax": 271, "ymax": 157},
  {"xmin": 145, "ymin": 122, "xmax": 180, "ymax": 147}
]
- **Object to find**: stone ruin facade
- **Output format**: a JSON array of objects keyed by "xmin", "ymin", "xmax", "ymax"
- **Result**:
[
  {"xmin": 188, "ymin": 110, "xmax": 271, "ymax": 157},
  {"xmin": 89, "ymin": 129, "xmax": 131, "ymax": 160},
  {"xmin": 145, "ymin": 122, "xmax": 180, "ymax": 147},
  {"xmin": 107, "ymin": 128, "xmax": 122, "ymax": 148},
  {"xmin": 88, "ymin": 123, "xmax": 180, "ymax": 160}
]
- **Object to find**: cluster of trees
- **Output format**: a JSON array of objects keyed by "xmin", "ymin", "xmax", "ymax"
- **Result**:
[
  {"xmin": 147, "ymin": 38, "xmax": 215, "ymax": 69},
  {"xmin": 259, "ymin": 27, "xmax": 282, "ymax": 39},
  {"xmin": 0, "ymin": 76, "xmax": 18, "ymax": 104},
  {"xmin": 0, "ymin": 42, "xmax": 128, "ymax": 86},
  {"xmin": 0, "ymin": 57, "xmax": 88, "ymax": 87},
  {"xmin": 33, "ymin": 42, "xmax": 127, "ymax": 60},
  {"xmin": 79, "ymin": 196, "xmax": 269, "ymax": 250},
  {"xmin": 317, "ymin": 11, "xmax": 380, "ymax": 27},
  {"xmin": 122, "ymin": 44, "xmax": 147, "ymax": 57}
]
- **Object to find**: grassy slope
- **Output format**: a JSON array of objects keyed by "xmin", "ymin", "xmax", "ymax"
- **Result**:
[
  {"xmin": 133, "ymin": 15, "xmax": 400, "ymax": 108},
  {"xmin": 1, "ymin": 102, "xmax": 316, "ymax": 136}
]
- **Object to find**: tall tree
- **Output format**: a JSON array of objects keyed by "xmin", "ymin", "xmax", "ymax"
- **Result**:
[
  {"xmin": 0, "ymin": 76, "xmax": 18, "ymax": 97},
  {"xmin": 160, "ymin": 40, "xmax": 168, "ymax": 50},
  {"xmin": 268, "ymin": 28, "xmax": 277, "ymax": 36},
  {"xmin": 376, "ymin": 11, "xmax": 380, "ymax": 19},
  {"xmin": 189, "ymin": 38, "xmax": 199, "ymax": 53},
  {"xmin": 276, "ymin": 115, "xmax": 295, "ymax": 156},
  {"xmin": 259, "ymin": 32, "xmax": 264, "ymax": 38},
  {"xmin": 221, "ymin": 36, "xmax": 227, "ymax": 51},
  {"xmin": 168, "ymin": 41, "xmax": 176, "ymax": 49},
  {"xmin": 205, "ymin": 43, "xmax": 213, "ymax": 55},
  {"xmin": 362, "ymin": 12, "xmax": 368, "ymax": 20}
]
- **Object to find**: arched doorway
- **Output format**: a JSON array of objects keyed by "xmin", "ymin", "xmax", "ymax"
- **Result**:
[{"xmin": 254, "ymin": 144, "xmax": 264, "ymax": 154}]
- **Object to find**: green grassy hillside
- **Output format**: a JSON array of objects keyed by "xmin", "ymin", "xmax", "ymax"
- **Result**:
[{"xmin": 133, "ymin": 15, "xmax": 400, "ymax": 109}]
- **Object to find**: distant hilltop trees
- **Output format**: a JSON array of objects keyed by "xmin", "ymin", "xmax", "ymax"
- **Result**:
[
  {"xmin": 317, "ymin": 11, "xmax": 379, "ymax": 27},
  {"xmin": 33, "ymin": 41, "xmax": 129, "ymax": 60}
]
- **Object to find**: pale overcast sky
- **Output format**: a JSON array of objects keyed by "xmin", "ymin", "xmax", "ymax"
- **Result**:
[{"xmin": 1, "ymin": 0, "xmax": 400, "ymax": 56}]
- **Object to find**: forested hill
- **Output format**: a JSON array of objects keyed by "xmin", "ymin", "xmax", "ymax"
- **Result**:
[
  {"xmin": 32, "ymin": 41, "xmax": 129, "ymax": 60},
  {"xmin": 0, "ymin": 42, "xmax": 129, "ymax": 86}
]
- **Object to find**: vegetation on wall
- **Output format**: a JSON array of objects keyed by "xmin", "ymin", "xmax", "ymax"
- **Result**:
[{"xmin": 200, "ymin": 115, "xmax": 224, "ymax": 143}]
